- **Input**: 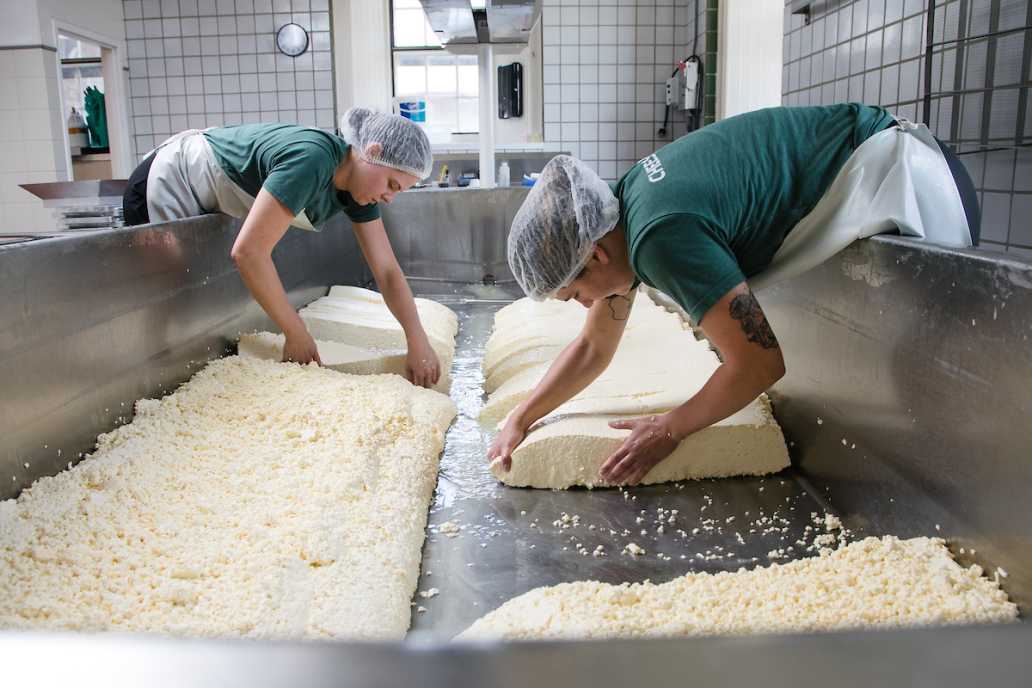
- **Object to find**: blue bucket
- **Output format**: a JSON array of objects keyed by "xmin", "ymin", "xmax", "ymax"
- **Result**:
[{"xmin": 398, "ymin": 101, "xmax": 426, "ymax": 123}]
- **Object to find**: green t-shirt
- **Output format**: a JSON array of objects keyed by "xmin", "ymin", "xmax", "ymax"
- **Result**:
[
  {"xmin": 617, "ymin": 103, "xmax": 896, "ymax": 324},
  {"xmin": 203, "ymin": 123, "xmax": 380, "ymax": 228}
]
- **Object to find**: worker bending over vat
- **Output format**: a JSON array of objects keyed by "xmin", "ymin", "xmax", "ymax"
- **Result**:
[
  {"xmin": 122, "ymin": 108, "xmax": 441, "ymax": 387},
  {"xmin": 491, "ymin": 103, "xmax": 980, "ymax": 485}
]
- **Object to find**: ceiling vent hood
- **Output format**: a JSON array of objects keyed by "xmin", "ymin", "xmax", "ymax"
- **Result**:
[{"xmin": 417, "ymin": 0, "xmax": 540, "ymax": 46}]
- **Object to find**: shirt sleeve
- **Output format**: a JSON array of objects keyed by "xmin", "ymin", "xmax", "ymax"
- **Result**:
[
  {"xmin": 344, "ymin": 196, "xmax": 381, "ymax": 223},
  {"xmin": 634, "ymin": 214, "xmax": 746, "ymax": 325},
  {"xmin": 261, "ymin": 143, "xmax": 337, "ymax": 216}
]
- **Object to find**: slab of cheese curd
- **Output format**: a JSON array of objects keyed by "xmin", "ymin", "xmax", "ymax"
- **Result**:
[
  {"xmin": 487, "ymin": 298, "xmax": 583, "ymax": 335},
  {"xmin": 306, "ymin": 285, "xmax": 457, "ymax": 343},
  {"xmin": 318, "ymin": 288, "xmax": 458, "ymax": 341},
  {"xmin": 482, "ymin": 291, "xmax": 678, "ymax": 370},
  {"xmin": 484, "ymin": 344, "xmax": 565, "ymax": 394},
  {"xmin": 484, "ymin": 327, "xmax": 709, "ymax": 394},
  {"xmin": 238, "ymin": 332, "xmax": 451, "ymax": 394},
  {"xmin": 482, "ymin": 291, "xmax": 689, "ymax": 383},
  {"xmin": 457, "ymin": 536, "xmax": 1018, "ymax": 640},
  {"xmin": 0, "ymin": 356, "xmax": 456, "ymax": 641},
  {"xmin": 482, "ymin": 321, "xmax": 584, "ymax": 377},
  {"xmin": 483, "ymin": 325, "xmax": 708, "ymax": 393},
  {"xmin": 491, "ymin": 397, "xmax": 787, "ymax": 488},
  {"xmin": 479, "ymin": 331, "xmax": 715, "ymax": 426},
  {"xmin": 301, "ymin": 299, "xmax": 456, "ymax": 356},
  {"xmin": 327, "ymin": 285, "xmax": 458, "ymax": 337},
  {"xmin": 486, "ymin": 286, "xmax": 677, "ymax": 337},
  {"xmin": 482, "ymin": 292, "xmax": 789, "ymax": 488},
  {"xmin": 298, "ymin": 287, "xmax": 457, "ymax": 391}
]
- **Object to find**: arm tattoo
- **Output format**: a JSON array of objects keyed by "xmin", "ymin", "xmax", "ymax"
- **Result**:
[
  {"xmin": 606, "ymin": 294, "xmax": 632, "ymax": 321},
  {"xmin": 728, "ymin": 292, "xmax": 779, "ymax": 349}
]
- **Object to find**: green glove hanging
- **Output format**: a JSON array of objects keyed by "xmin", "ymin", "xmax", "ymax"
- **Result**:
[{"xmin": 83, "ymin": 85, "xmax": 109, "ymax": 149}]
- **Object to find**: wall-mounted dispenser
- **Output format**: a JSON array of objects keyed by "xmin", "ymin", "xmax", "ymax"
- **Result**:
[{"xmin": 497, "ymin": 62, "xmax": 522, "ymax": 119}]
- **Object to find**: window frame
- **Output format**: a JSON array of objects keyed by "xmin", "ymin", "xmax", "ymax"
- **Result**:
[{"xmin": 388, "ymin": 0, "xmax": 479, "ymax": 138}]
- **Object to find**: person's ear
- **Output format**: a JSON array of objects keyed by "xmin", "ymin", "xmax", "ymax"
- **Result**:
[
  {"xmin": 592, "ymin": 242, "xmax": 611, "ymax": 265},
  {"xmin": 364, "ymin": 142, "xmax": 383, "ymax": 159}
]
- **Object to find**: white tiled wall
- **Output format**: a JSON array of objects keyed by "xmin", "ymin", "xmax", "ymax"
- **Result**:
[
  {"xmin": 123, "ymin": 0, "xmax": 335, "ymax": 161},
  {"xmin": 782, "ymin": 0, "xmax": 1032, "ymax": 256},
  {"xmin": 541, "ymin": 0, "xmax": 705, "ymax": 181},
  {"xmin": 0, "ymin": 48, "xmax": 69, "ymax": 231}
]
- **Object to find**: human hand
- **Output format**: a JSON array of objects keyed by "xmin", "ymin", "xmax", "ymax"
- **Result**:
[
  {"xmin": 282, "ymin": 331, "xmax": 322, "ymax": 365},
  {"xmin": 487, "ymin": 418, "xmax": 528, "ymax": 472},
  {"xmin": 598, "ymin": 414, "xmax": 680, "ymax": 485},
  {"xmin": 406, "ymin": 336, "xmax": 441, "ymax": 388}
]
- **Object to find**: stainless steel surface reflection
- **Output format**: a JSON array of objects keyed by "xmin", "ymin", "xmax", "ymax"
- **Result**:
[
  {"xmin": 379, "ymin": 187, "xmax": 529, "ymax": 285},
  {"xmin": 4, "ymin": 624, "xmax": 1032, "ymax": 688},
  {"xmin": 759, "ymin": 236, "xmax": 1032, "ymax": 612},
  {"xmin": 408, "ymin": 289, "xmax": 840, "ymax": 639}
]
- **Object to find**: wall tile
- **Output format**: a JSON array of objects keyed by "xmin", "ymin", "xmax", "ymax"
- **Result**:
[
  {"xmin": 1008, "ymin": 194, "xmax": 1032, "ymax": 247},
  {"xmin": 540, "ymin": 0, "xmax": 706, "ymax": 179},
  {"xmin": 124, "ymin": 0, "xmax": 332, "ymax": 162},
  {"xmin": 981, "ymin": 192, "xmax": 1012, "ymax": 243},
  {"xmin": 783, "ymin": 0, "xmax": 1030, "ymax": 254},
  {"xmin": 1014, "ymin": 150, "xmax": 1032, "ymax": 193}
]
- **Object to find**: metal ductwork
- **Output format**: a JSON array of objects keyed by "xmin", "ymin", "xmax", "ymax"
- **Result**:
[
  {"xmin": 417, "ymin": 0, "xmax": 540, "ymax": 45},
  {"xmin": 485, "ymin": 0, "xmax": 540, "ymax": 42},
  {"xmin": 417, "ymin": 0, "xmax": 477, "ymax": 45}
]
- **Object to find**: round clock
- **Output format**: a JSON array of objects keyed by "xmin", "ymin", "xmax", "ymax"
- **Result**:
[{"xmin": 275, "ymin": 23, "xmax": 309, "ymax": 57}]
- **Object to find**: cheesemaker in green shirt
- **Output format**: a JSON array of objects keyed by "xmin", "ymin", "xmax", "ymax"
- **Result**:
[
  {"xmin": 203, "ymin": 123, "xmax": 380, "ymax": 228},
  {"xmin": 616, "ymin": 103, "xmax": 897, "ymax": 324}
]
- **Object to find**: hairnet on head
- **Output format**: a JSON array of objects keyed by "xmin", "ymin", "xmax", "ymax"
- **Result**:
[
  {"xmin": 339, "ymin": 107, "xmax": 433, "ymax": 179},
  {"xmin": 507, "ymin": 155, "xmax": 620, "ymax": 300}
]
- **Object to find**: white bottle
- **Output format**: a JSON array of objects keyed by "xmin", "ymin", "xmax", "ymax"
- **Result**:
[
  {"xmin": 67, "ymin": 107, "xmax": 88, "ymax": 153},
  {"xmin": 498, "ymin": 160, "xmax": 510, "ymax": 187}
]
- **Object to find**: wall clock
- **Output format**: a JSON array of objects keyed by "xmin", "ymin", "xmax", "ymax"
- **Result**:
[{"xmin": 276, "ymin": 23, "xmax": 309, "ymax": 57}]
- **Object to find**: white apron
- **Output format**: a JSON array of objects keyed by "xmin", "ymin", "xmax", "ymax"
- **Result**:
[
  {"xmin": 144, "ymin": 129, "xmax": 317, "ymax": 230},
  {"xmin": 748, "ymin": 119, "xmax": 972, "ymax": 291}
]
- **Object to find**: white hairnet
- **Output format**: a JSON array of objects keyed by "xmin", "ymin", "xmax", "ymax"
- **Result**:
[
  {"xmin": 339, "ymin": 107, "xmax": 433, "ymax": 179},
  {"xmin": 507, "ymin": 155, "xmax": 620, "ymax": 300}
]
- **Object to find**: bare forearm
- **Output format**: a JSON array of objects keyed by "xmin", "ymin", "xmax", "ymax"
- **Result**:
[
  {"xmin": 668, "ymin": 283, "xmax": 786, "ymax": 438},
  {"xmin": 665, "ymin": 363, "xmax": 781, "ymax": 440},
  {"xmin": 235, "ymin": 253, "xmax": 306, "ymax": 337},
  {"xmin": 375, "ymin": 267, "xmax": 426, "ymax": 342},
  {"xmin": 512, "ymin": 293, "xmax": 636, "ymax": 429},
  {"xmin": 511, "ymin": 339, "xmax": 611, "ymax": 428}
]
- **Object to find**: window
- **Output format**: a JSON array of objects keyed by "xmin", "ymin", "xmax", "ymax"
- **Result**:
[
  {"xmin": 390, "ymin": 0, "xmax": 478, "ymax": 140},
  {"xmin": 391, "ymin": 0, "xmax": 441, "ymax": 49}
]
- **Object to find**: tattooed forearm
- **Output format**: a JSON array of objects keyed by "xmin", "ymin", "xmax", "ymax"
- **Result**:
[
  {"xmin": 728, "ymin": 291, "xmax": 779, "ymax": 349},
  {"xmin": 606, "ymin": 294, "xmax": 632, "ymax": 321}
]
